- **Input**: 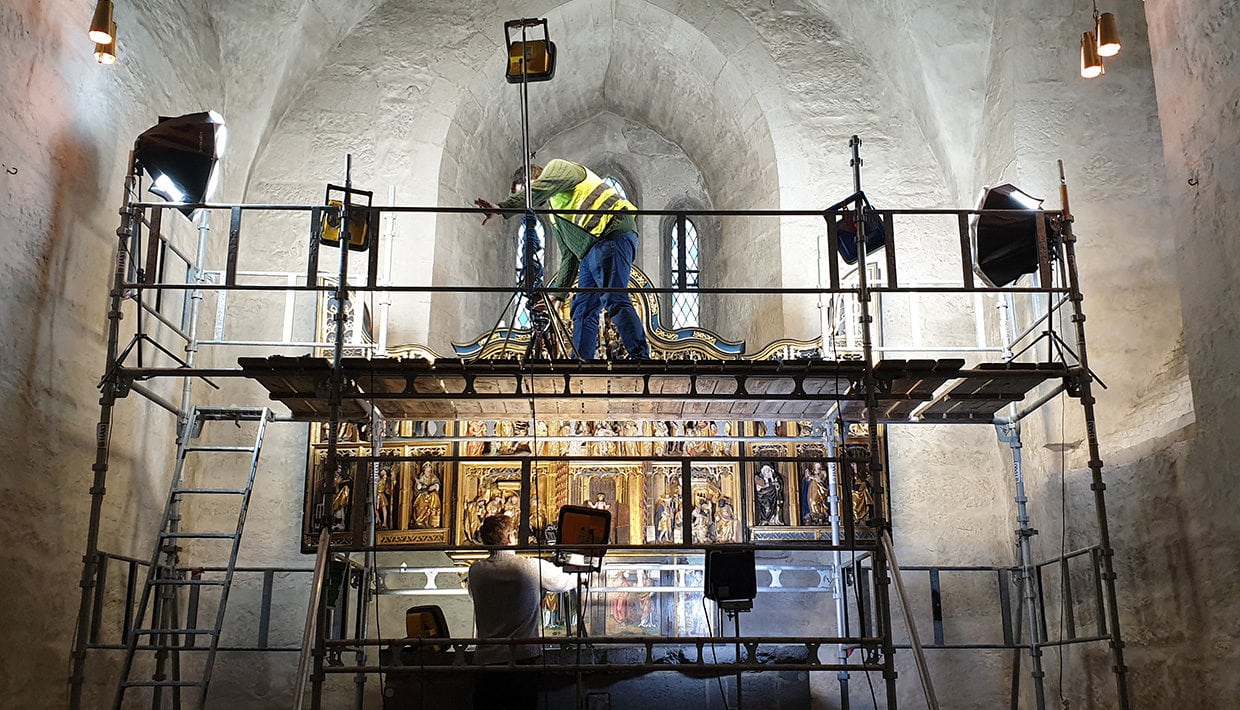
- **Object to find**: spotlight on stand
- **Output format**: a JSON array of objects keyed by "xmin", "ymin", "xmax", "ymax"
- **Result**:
[
  {"xmin": 704, "ymin": 548, "xmax": 757, "ymax": 612},
  {"xmin": 504, "ymin": 18, "xmax": 556, "ymax": 83},
  {"xmin": 133, "ymin": 111, "xmax": 227, "ymax": 218},
  {"xmin": 970, "ymin": 184, "xmax": 1059, "ymax": 288},
  {"xmin": 824, "ymin": 190, "xmax": 886, "ymax": 265},
  {"xmin": 320, "ymin": 196, "xmax": 373, "ymax": 251},
  {"xmin": 555, "ymin": 504, "xmax": 610, "ymax": 573}
]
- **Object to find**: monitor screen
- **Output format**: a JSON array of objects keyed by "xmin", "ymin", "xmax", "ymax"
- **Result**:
[{"xmin": 556, "ymin": 505, "xmax": 610, "ymax": 571}]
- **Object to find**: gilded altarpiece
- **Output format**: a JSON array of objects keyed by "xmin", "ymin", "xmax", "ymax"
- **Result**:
[
  {"xmin": 303, "ymin": 435, "xmax": 453, "ymax": 550},
  {"xmin": 744, "ymin": 421, "xmax": 885, "ymax": 543},
  {"xmin": 303, "ymin": 418, "xmax": 883, "ymax": 550}
]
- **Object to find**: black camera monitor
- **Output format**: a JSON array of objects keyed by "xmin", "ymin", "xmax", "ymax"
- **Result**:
[{"xmin": 556, "ymin": 504, "xmax": 611, "ymax": 573}]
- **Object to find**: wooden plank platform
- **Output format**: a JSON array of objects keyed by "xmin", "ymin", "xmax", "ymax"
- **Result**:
[
  {"xmin": 237, "ymin": 356, "xmax": 1068, "ymax": 423},
  {"xmin": 916, "ymin": 362, "xmax": 1070, "ymax": 422}
]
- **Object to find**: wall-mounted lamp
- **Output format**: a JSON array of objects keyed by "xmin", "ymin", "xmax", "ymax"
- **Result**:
[
  {"xmin": 93, "ymin": 20, "xmax": 117, "ymax": 65},
  {"xmin": 88, "ymin": 0, "xmax": 114, "ymax": 43},
  {"xmin": 1080, "ymin": 1, "xmax": 1120, "ymax": 79}
]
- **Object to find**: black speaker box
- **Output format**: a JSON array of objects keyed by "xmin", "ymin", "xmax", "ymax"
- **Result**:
[{"xmin": 704, "ymin": 548, "xmax": 756, "ymax": 605}]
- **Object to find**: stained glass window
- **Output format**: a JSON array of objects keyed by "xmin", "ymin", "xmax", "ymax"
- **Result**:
[
  {"xmin": 669, "ymin": 218, "xmax": 700, "ymax": 328},
  {"xmin": 603, "ymin": 176, "xmax": 628, "ymax": 200}
]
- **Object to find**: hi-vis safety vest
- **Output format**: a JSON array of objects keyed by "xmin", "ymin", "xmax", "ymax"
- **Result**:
[{"xmin": 547, "ymin": 168, "xmax": 636, "ymax": 237}]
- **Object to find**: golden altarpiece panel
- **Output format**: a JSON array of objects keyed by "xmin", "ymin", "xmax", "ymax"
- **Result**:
[{"xmin": 303, "ymin": 417, "xmax": 884, "ymax": 548}]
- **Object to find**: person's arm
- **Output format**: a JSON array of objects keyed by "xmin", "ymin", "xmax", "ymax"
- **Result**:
[
  {"xmin": 547, "ymin": 248, "xmax": 578, "ymax": 298},
  {"xmin": 476, "ymin": 161, "xmax": 585, "ymax": 225},
  {"xmin": 537, "ymin": 558, "xmax": 576, "ymax": 593},
  {"xmin": 497, "ymin": 160, "xmax": 586, "ymax": 212}
]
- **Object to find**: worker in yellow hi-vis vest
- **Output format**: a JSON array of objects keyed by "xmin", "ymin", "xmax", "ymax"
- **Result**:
[{"xmin": 476, "ymin": 159, "xmax": 651, "ymax": 359}]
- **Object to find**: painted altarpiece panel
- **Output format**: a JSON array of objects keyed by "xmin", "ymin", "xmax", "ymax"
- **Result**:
[{"xmin": 587, "ymin": 563, "xmax": 715, "ymax": 638}]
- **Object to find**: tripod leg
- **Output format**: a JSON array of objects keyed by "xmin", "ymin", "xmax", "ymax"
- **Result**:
[{"xmin": 478, "ymin": 291, "xmax": 524, "ymax": 357}]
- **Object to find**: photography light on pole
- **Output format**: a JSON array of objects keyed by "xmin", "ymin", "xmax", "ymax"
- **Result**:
[
  {"xmin": 503, "ymin": 18, "xmax": 568, "ymax": 358},
  {"xmin": 970, "ymin": 183, "xmax": 1058, "ymax": 288},
  {"xmin": 704, "ymin": 547, "xmax": 757, "ymax": 612},
  {"xmin": 133, "ymin": 111, "xmax": 227, "ymax": 218},
  {"xmin": 505, "ymin": 18, "xmax": 557, "ymax": 84},
  {"xmin": 555, "ymin": 504, "xmax": 610, "ymax": 573},
  {"xmin": 824, "ymin": 190, "xmax": 886, "ymax": 265}
]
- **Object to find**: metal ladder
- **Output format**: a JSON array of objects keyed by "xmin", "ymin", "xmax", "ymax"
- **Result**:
[{"xmin": 113, "ymin": 406, "xmax": 272, "ymax": 709}]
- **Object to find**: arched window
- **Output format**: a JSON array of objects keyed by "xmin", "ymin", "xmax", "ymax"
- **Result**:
[
  {"xmin": 513, "ymin": 220, "xmax": 546, "ymax": 329},
  {"xmin": 669, "ymin": 216, "xmax": 700, "ymax": 328},
  {"xmin": 602, "ymin": 175, "xmax": 629, "ymax": 201}
]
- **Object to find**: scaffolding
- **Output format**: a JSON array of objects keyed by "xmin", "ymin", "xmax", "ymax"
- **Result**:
[{"xmin": 68, "ymin": 152, "xmax": 1130, "ymax": 710}]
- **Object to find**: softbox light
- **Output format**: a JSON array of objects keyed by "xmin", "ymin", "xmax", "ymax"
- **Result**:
[
  {"xmin": 825, "ymin": 191, "xmax": 887, "ymax": 265},
  {"xmin": 134, "ymin": 111, "xmax": 227, "ymax": 217},
  {"xmin": 970, "ymin": 184, "xmax": 1053, "ymax": 288}
]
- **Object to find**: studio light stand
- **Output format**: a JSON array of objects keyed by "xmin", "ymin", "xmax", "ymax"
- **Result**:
[
  {"xmin": 478, "ymin": 19, "xmax": 575, "ymax": 360},
  {"xmin": 705, "ymin": 548, "xmax": 757, "ymax": 709}
]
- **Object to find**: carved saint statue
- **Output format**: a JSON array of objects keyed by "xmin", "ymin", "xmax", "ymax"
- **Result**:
[
  {"xmin": 801, "ymin": 462, "xmax": 830, "ymax": 526},
  {"xmin": 464, "ymin": 497, "xmax": 486, "ymax": 543},
  {"xmin": 754, "ymin": 462, "xmax": 786, "ymax": 526},
  {"xmin": 330, "ymin": 469, "xmax": 351, "ymax": 531},
  {"xmin": 464, "ymin": 420, "xmax": 488, "ymax": 457},
  {"xmin": 691, "ymin": 496, "xmax": 715, "ymax": 543},
  {"xmin": 655, "ymin": 487, "xmax": 681, "ymax": 543},
  {"xmin": 715, "ymin": 496, "xmax": 737, "ymax": 542},
  {"xmin": 412, "ymin": 462, "xmax": 442, "ymax": 528},
  {"xmin": 375, "ymin": 467, "xmax": 393, "ymax": 530}
]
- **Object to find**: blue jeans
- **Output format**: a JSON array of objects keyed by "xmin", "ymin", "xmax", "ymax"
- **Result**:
[{"xmin": 571, "ymin": 231, "xmax": 650, "ymax": 359}]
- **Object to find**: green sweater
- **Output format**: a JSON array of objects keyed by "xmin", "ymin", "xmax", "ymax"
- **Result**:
[{"xmin": 497, "ymin": 159, "xmax": 638, "ymax": 295}]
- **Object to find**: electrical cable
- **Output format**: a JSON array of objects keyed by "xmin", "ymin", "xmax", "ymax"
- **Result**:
[
  {"xmin": 851, "ymin": 562, "xmax": 878, "ymax": 708},
  {"xmin": 701, "ymin": 596, "xmax": 732, "ymax": 710}
]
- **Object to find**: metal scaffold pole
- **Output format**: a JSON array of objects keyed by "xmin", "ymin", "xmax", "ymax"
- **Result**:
[
  {"xmin": 312, "ymin": 155, "xmax": 355, "ymax": 710},
  {"xmin": 846, "ymin": 135, "xmax": 899, "ymax": 707},
  {"xmin": 827, "ymin": 424, "xmax": 852, "ymax": 707},
  {"xmin": 1056, "ymin": 162, "xmax": 1130, "ymax": 709},
  {"xmin": 997, "ymin": 421, "xmax": 1049, "ymax": 710},
  {"xmin": 69, "ymin": 155, "xmax": 140, "ymax": 710}
]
